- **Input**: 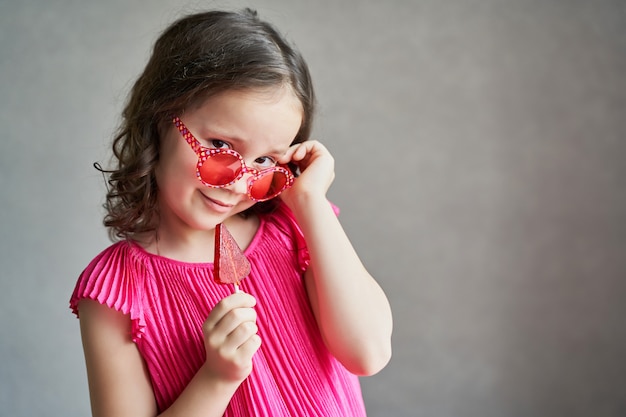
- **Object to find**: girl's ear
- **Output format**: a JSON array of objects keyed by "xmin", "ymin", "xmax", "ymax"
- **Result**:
[
  {"xmin": 155, "ymin": 117, "xmax": 174, "ymax": 149},
  {"xmin": 156, "ymin": 116, "xmax": 170, "ymax": 139}
]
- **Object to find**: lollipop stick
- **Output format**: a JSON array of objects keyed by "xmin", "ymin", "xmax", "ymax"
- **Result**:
[{"xmin": 234, "ymin": 282, "xmax": 241, "ymax": 293}]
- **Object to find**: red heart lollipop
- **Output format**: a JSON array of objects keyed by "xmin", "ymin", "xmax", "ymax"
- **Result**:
[{"xmin": 214, "ymin": 223, "xmax": 250, "ymax": 291}]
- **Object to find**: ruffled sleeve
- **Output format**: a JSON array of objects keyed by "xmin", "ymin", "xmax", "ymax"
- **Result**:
[
  {"xmin": 69, "ymin": 241, "xmax": 147, "ymax": 342},
  {"xmin": 272, "ymin": 201, "xmax": 340, "ymax": 272}
]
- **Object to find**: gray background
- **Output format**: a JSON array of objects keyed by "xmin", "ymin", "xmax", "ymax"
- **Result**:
[{"xmin": 1, "ymin": 1, "xmax": 625, "ymax": 416}]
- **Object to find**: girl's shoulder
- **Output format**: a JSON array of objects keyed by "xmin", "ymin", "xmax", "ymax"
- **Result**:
[
  {"xmin": 252, "ymin": 201, "xmax": 339, "ymax": 271},
  {"xmin": 69, "ymin": 240, "xmax": 149, "ymax": 341},
  {"xmin": 255, "ymin": 201, "xmax": 306, "ymax": 244},
  {"xmin": 78, "ymin": 240, "xmax": 147, "ymax": 278},
  {"xmin": 258, "ymin": 200, "xmax": 339, "ymax": 234}
]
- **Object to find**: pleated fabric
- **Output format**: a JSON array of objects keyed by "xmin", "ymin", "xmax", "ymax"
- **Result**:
[{"xmin": 69, "ymin": 203, "xmax": 366, "ymax": 416}]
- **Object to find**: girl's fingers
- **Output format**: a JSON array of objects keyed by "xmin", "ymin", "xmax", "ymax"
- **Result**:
[
  {"xmin": 292, "ymin": 142, "xmax": 312, "ymax": 161},
  {"xmin": 202, "ymin": 293, "xmax": 261, "ymax": 381},
  {"xmin": 204, "ymin": 308, "xmax": 258, "ymax": 348},
  {"xmin": 203, "ymin": 293, "xmax": 258, "ymax": 353},
  {"xmin": 237, "ymin": 333, "xmax": 262, "ymax": 359},
  {"xmin": 223, "ymin": 321, "xmax": 259, "ymax": 351},
  {"xmin": 203, "ymin": 293, "xmax": 256, "ymax": 332},
  {"xmin": 281, "ymin": 141, "xmax": 334, "ymax": 179},
  {"xmin": 280, "ymin": 140, "xmax": 328, "ymax": 164},
  {"xmin": 278, "ymin": 140, "xmax": 335, "ymax": 205}
]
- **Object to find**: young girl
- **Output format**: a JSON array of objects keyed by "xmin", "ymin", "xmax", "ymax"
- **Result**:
[{"xmin": 70, "ymin": 9, "xmax": 392, "ymax": 417}]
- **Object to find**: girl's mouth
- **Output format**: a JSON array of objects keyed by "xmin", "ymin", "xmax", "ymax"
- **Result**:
[{"xmin": 200, "ymin": 192, "xmax": 234, "ymax": 213}]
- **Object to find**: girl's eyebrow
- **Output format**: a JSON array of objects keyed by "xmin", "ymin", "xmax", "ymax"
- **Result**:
[
  {"xmin": 196, "ymin": 124, "xmax": 237, "ymax": 142},
  {"xmin": 200, "ymin": 127, "xmax": 289, "ymax": 157}
]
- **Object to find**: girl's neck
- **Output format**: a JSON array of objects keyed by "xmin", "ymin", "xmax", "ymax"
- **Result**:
[{"xmin": 144, "ymin": 214, "xmax": 260, "ymax": 263}]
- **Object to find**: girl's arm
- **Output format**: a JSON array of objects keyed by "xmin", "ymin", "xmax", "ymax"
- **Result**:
[
  {"xmin": 78, "ymin": 293, "xmax": 259, "ymax": 417},
  {"xmin": 280, "ymin": 141, "xmax": 393, "ymax": 376}
]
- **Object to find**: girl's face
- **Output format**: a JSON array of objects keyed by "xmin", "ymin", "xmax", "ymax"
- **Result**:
[{"xmin": 155, "ymin": 87, "xmax": 303, "ymax": 234}]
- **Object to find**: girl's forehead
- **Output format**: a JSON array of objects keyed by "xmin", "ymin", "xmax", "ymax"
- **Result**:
[{"xmin": 181, "ymin": 87, "xmax": 303, "ymax": 151}]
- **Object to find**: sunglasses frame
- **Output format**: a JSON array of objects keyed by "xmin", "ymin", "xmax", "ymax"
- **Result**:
[{"xmin": 172, "ymin": 116, "xmax": 294, "ymax": 202}]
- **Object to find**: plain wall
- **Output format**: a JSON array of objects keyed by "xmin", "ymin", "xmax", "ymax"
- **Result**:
[{"xmin": 1, "ymin": 1, "xmax": 625, "ymax": 416}]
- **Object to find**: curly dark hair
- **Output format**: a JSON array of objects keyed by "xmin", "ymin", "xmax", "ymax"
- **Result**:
[{"xmin": 98, "ymin": 8, "xmax": 316, "ymax": 240}]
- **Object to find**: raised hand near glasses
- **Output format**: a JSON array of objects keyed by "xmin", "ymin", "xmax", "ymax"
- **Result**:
[{"xmin": 279, "ymin": 140, "xmax": 335, "ymax": 208}]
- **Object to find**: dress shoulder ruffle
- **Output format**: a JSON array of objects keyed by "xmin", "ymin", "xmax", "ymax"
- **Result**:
[
  {"xmin": 69, "ymin": 241, "xmax": 147, "ymax": 342},
  {"xmin": 268, "ymin": 201, "xmax": 339, "ymax": 272}
]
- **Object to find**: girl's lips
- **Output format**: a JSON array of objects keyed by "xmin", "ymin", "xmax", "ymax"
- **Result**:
[{"xmin": 200, "ymin": 192, "xmax": 234, "ymax": 213}]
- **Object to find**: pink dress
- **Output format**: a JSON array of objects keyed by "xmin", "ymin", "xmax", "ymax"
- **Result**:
[{"xmin": 69, "ymin": 203, "xmax": 366, "ymax": 416}]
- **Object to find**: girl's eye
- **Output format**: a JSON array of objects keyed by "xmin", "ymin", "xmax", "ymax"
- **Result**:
[
  {"xmin": 254, "ymin": 156, "xmax": 277, "ymax": 169},
  {"xmin": 209, "ymin": 139, "xmax": 230, "ymax": 149}
]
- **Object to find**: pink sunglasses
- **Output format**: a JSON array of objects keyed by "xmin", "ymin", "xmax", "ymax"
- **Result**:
[{"xmin": 172, "ymin": 116, "xmax": 295, "ymax": 202}]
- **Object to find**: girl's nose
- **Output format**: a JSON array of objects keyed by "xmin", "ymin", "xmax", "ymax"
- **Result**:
[{"xmin": 224, "ymin": 171, "xmax": 253, "ymax": 198}]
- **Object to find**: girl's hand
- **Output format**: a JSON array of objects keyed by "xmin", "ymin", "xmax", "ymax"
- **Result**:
[
  {"xmin": 201, "ymin": 292, "xmax": 261, "ymax": 382},
  {"xmin": 279, "ymin": 140, "xmax": 335, "ymax": 207}
]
